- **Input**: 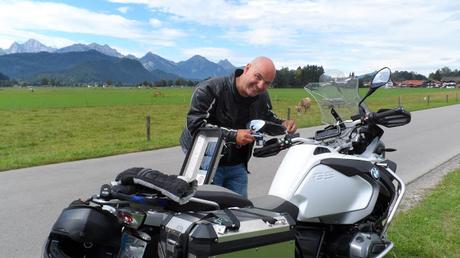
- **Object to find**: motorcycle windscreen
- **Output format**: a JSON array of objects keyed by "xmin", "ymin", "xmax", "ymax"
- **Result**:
[
  {"xmin": 305, "ymin": 77, "xmax": 365, "ymax": 125},
  {"xmin": 180, "ymin": 128, "xmax": 225, "ymax": 185}
]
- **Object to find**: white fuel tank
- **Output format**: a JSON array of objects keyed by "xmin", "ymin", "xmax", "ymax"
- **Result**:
[
  {"xmin": 268, "ymin": 145, "xmax": 375, "ymax": 223},
  {"xmin": 268, "ymin": 144, "xmax": 320, "ymax": 199}
]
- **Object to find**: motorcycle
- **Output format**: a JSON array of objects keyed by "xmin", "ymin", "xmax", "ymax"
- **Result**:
[
  {"xmin": 43, "ymin": 67, "xmax": 411, "ymax": 258},
  {"xmin": 250, "ymin": 67, "xmax": 411, "ymax": 257}
]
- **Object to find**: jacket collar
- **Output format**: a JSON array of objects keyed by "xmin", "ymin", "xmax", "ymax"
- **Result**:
[{"xmin": 230, "ymin": 68, "xmax": 257, "ymax": 103}]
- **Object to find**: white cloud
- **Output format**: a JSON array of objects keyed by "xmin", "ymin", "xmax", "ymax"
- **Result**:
[
  {"xmin": 117, "ymin": 6, "xmax": 129, "ymax": 13},
  {"xmin": 0, "ymin": 28, "xmax": 75, "ymax": 48},
  {"xmin": 0, "ymin": 0, "xmax": 187, "ymax": 49},
  {"xmin": 1, "ymin": 0, "xmax": 459, "ymax": 74},
  {"xmin": 149, "ymin": 18, "xmax": 162, "ymax": 27},
  {"xmin": 107, "ymin": 0, "xmax": 460, "ymax": 74},
  {"xmin": 158, "ymin": 28, "xmax": 186, "ymax": 38},
  {"xmin": 0, "ymin": 1, "xmax": 144, "ymax": 39}
]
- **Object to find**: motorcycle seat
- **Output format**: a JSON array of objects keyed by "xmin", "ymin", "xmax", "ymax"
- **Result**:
[
  {"xmin": 250, "ymin": 195, "xmax": 299, "ymax": 220},
  {"xmin": 168, "ymin": 184, "xmax": 254, "ymax": 212}
]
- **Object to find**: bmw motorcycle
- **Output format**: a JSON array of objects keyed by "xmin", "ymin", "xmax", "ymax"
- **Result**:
[
  {"xmin": 43, "ymin": 67, "xmax": 411, "ymax": 258},
  {"xmin": 250, "ymin": 67, "xmax": 411, "ymax": 257}
]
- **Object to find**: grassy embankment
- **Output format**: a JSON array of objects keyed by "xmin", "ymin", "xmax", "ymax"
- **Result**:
[
  {"xmin": 388, "ymin": 169, "xmax": 460, "ymax": 257},
  {"xmin": 1, "ymin": 87, "xmax": 459, "ymax": 171}
]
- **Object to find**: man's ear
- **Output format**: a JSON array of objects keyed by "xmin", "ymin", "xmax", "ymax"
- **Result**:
[{"xmin": 243, "ymin": 63, "xmax": 251, "ymax": 73}]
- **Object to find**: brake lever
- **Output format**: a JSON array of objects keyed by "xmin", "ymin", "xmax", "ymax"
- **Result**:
[{"xmin": 251, "ymin": 131, "xmax": 265, "ymax": 146}]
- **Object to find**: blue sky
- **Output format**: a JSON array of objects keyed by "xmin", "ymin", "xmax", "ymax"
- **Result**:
[{"xmin": 1, "ymin": 0, "xmax": 460, "ymax": 76}]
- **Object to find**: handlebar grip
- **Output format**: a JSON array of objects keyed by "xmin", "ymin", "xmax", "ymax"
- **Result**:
[
  {"xmin": 368, "ymin": 107, "xmax": 411, "ymax": 128},
  {"xmin": 369, "ymin": 109, "xmax": 396, "ymax": 121},
  {"xmin": 289, "ymin": 132, "xmax": 300, "ymax": 138},
  {"xmin": 253, "ymin": 139, "xmax": 282, "ymax": 158},
  {"xmin": 350, "ymin": 114, "xmax": 361, "ymax": 121}
]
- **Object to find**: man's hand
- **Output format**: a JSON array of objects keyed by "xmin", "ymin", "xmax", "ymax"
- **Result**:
[
  {"xmin": 236, "ymin": 129, "xmax": 255, "ymax": 146},
  {"xmin": 282, "ymin": 120, "xmax": 297, "ymax": 134}
]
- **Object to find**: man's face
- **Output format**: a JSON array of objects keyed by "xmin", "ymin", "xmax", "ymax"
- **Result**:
[{"xmin": 239, "ymin": 62, "xmax": 275, "ymax": 97}]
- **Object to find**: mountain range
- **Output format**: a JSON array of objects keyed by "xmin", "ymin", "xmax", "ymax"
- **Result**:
[
  {"xmin": 0, "ymin": 39, "xmax": 236, "ymax": 84},
  {"xmin": 0, "ymin": 50, "xmax": 181, "ymax": 84}
]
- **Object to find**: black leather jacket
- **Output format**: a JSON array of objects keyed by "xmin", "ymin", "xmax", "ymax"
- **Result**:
[{"xmin": 180, "ymin": 69, "xmax": 284, "ymax": 166}]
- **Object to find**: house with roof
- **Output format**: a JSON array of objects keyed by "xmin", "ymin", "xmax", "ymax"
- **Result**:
[
  {"xmin": 426, "ymin": 80, "xmax": 442, "ymax": 88},
  {"xmin": 441, "ymin": 76, "xmax": 459, "ymax": 88},
  {"xmin": 398, "ymin": 80, "xmax": 426, "ymax": 87}
]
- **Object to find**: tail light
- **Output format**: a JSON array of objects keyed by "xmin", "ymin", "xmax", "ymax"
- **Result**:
[{"xmin": 117, "ymin": 208, "xmax": 145, "ymax": 229}]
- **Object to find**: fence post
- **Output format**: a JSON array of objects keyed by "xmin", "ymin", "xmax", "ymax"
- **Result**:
[
  {"xmin": 146, "ymin": 115, "xmax": 151, "ymax": 141},
  {"xmin": 446, "ymin": 95, "xmax": 449, "ymax": 103},
  {"xmin": 287, "ymin": 107, "xmax": 291, "ymax": 120},
  {"xmin": 398, "ymin": 96, "xmax": 401, "ymax": 107},
  {"xmin": 427, "ymin": 95, "xmax": 430, "ymax": 105},
  {"xmin": 456, "ymin": 93, "xmax": 458, "ymax": 102}
]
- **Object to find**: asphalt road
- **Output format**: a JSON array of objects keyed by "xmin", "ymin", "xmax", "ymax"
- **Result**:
[{"xmin": 1, "ymin": 104, "xmax": 460, "ymax": 258}]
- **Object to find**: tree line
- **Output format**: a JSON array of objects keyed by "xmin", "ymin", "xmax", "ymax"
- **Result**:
[
  {"xmin": 0, "ymin": 72, "xmax": 16, "ymax": 86},
  {"xmin": 428, "ymin": 67, "xmax": 460, "ymax": 81},
  {"xmin": 390, "ymin": 67, "xmax": 460, "ymax": 82},
  {"xmin": 142, "ymin": 78, "xmax": 199, "ymax": 87},
  {"xmin": 272, "ymin": 65, "xmax": 325, "ymax": 88},
  {"xmin": 0, "ymin": 74, "xmax": 200, "ymax": 87},
  {"xmin": 392, "ymin": 70, "xmax": 427, "ymax": 81}
]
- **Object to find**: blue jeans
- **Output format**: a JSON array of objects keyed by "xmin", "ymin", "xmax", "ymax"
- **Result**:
[{"xmin": 212, "ymin": 163, "xmax": 248, "ymax": 197}]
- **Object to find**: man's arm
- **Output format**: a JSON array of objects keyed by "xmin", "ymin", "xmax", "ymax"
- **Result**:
[{"xmin": 186, "ymin": 84, "xmax": 238, "ymax": 143}]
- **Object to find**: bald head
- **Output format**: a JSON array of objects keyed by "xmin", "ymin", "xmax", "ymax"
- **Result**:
[
  {"xmin": 236, "ymin": 56, "xmax": 276, "ymax": 97},
  {"xmin": 250, "ymin": 56, "xmax": 276, "ymax": 80}
]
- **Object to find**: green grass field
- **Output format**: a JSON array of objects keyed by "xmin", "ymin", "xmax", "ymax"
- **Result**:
[
  {"xmin": 1, "ymin": 86, "xmax": 459, "ymax": 171},
  {"xmin": 388, "ymin": 169, "xmax": 460, "ymax": 257}
]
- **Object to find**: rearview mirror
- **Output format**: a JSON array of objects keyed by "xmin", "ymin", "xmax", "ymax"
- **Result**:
[
  {"xmin": 249, "ymin": 120, "xmax": 266, "ymax": 132},
  {"xmin": 358, "ymin": 67, "xmax": 392, "ymax": 112},
  {"xmin": 371, "ymin": 67, "xmax": 391, "ymax": 89},
  {"xmin": 249, "ymin": 120, "xmax": 286, "ymax": 136}
]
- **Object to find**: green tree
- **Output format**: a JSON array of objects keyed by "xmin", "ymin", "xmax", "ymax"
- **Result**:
[
  {"xmin": 294, "ymin": 66, "xmax": 303, "ymax": 87},
  {"xmin": 440, "ymin": 66, "xmax": 452, "ymax": 75},
  {"xmin": 393, "ymin": 70, "xmax": 427, "ymax": 81},
  {"xmin": 142, "ymin": 81, "xmax": 152, "ymax": 87},
  {"xmin": 273, "ymin": 67, "xmax": 292, "ymax": 88},
  {"xmin": 155, "ymin": 80, "xmax": 167, "ymax": 87},
  {"xmin": 174, "ymin": 78, "xmax": 187, "ymax": 86},
  {"xmin": 272, "ymin": 65, "xmax": 324, "ymax": 88},
  {"xmin": 0, "ymin": 72, "xmax": 12, "ymax": 86},
  {"xmin": 428, "ymin": 70, "xmax": 442, "ymax": 81},
  {"xmin": 41, "ymin": 77, "xmax": 49, "ymax": 86}
]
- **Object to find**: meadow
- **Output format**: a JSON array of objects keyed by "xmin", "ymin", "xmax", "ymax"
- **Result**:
[
  {"xmin": 1, "ymin": 86, "xmax": 459, "ymax": 171},
  {"xmin": 388, "ymin": 169, "xmax": 460, "ymax": 257}
]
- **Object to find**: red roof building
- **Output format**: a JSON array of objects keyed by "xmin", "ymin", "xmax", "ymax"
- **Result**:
[{"xmin": 399, "ymin": 80, "xmax": 425, "ymax": 87}]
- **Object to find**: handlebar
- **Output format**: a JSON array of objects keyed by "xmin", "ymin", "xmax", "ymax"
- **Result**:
[
  {"xmin": 253, "ymin": 133, "xmax": 301, "ymax": 158},
  {"xmin": 253, "ymin": 106, "xmax": 410, "ymax": 158},
  {"xmin": 366, "ymin": 107, "xmax": 411, "ymax": 128}
]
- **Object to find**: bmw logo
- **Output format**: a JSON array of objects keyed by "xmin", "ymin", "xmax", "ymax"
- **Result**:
[{"xmin": 370, "ymin": 167, "xmax": 380, "ymax": 179}]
